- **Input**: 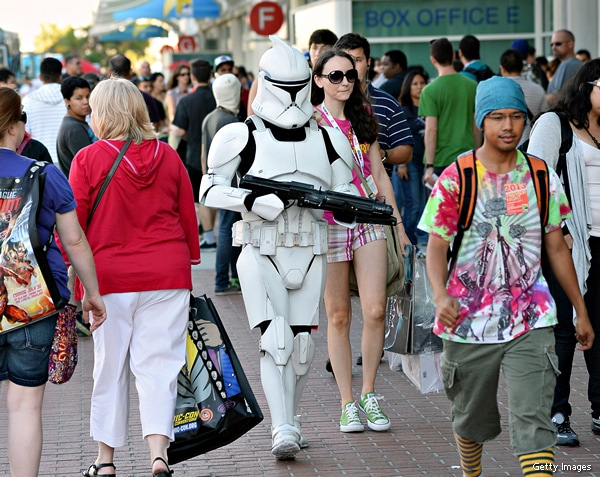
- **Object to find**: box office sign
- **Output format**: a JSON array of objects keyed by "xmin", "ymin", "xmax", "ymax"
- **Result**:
[{"xmin": 353, "ymin": 0, "xmax": 534, "ymax": 37}]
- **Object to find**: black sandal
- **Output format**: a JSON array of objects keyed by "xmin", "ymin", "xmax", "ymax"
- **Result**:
[
  {"xmin": 82, "ymin": 463, "xmax": 116, "ymax": 477},
  {"xmin": 152, "ymin": 457, "xmax": 173, "ymax": 477}
]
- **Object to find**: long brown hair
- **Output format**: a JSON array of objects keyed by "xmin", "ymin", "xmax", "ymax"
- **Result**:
[
  {"xmin": 167, "ymin": 63, "xmax": 191, "ymax": 91},
  {"xmin": 0, "ymin": 87, "xmax": 21, "ymax": 141},
  {"xmin": 311, "ymin": 49, "xmax": 378, "ymax": 144}
]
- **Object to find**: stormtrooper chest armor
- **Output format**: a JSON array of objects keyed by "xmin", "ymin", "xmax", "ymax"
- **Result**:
[{"xmin": 245, "ymin": 116, "xmax": 333, "ymax": 188}]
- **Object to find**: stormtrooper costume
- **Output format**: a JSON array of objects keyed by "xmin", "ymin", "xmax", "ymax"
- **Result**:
[{"xmin": 199, "ymin": 36, "xmax": 359, "ymax": 460}]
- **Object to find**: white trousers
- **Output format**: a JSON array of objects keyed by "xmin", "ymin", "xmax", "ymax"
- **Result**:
[{"xmin": 89, "ymin": 289, "xmax": 189, "ymax": 448}]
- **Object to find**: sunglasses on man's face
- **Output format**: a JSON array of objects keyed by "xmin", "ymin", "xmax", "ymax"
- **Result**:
[{"xmin": 321, "ymin": 69, "xmax": 359, "ymax": 84}]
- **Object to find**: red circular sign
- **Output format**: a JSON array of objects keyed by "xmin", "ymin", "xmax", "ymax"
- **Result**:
[
  {"xmin": 178, "ymin": 36, "xmax": 196, "ymax": 53},
  {"xmin": 249, "ymin": 2, "xmax": 284, "ymax": 36}
]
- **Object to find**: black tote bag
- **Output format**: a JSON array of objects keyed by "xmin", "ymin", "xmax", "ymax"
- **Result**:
[{"xmin": 167, "ymin": 294, "xmax": 263, "ymax": 464}]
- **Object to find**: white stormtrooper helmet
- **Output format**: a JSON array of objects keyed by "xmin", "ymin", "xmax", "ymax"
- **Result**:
[{"xmin": 252, "ymin": 35, "xmax": 313, "ymax": 129}]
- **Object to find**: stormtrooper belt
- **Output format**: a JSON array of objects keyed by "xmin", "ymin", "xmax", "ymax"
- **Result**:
[{"xmin": 232, "ymin": 220, "xmax": 327, "ymax": 255}]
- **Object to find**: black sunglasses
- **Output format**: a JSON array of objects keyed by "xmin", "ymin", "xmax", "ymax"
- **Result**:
[
  {"xmin": 551, "ymin": 41, "xmax": 563, "ymax": 47},
  {"xmin": 19, "ymin": 111, "xmax": 27, "ymax": 124},
  {"xmin": 321, "ymin": 69, "xmax": 359, "ymax": 84}
]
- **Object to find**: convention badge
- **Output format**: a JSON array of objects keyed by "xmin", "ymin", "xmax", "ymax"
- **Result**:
[
  {"xmin": 361, "ymin": 174, "xmax": 378, "ymax": 197},
  {"xmin": 504, "ymin": 183, "xmax": 529, "ymax": 215}
]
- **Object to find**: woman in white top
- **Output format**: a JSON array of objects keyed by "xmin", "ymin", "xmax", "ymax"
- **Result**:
[{"xmin": 527, "ymin": 58, "xmax": 600, "ymax": 446}]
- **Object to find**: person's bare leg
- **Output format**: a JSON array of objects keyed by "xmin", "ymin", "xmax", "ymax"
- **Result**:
[
  {"xmin": 6, "ymin": 381, "xmax": 45, "ymax": 477},
  {"xmin": 352, "ymin": 240, "xmax": 387, "ymax": 397},
  {"xmin": 148, "ymin": 434, "xmax": 170, "ymax": 475},
  {"xmin": 90, "ymin": 442, "xmax": 116, "ymax": 475},
  {"xmin": 324, "ymin": 261, "xmax": 354, "ymax": 406}
]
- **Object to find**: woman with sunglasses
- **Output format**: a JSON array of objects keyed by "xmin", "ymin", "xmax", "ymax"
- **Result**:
[
  {"xmin": 0, "ymin": 86, "xmax": 106, "ymax": 477},
  {"xmin": 527, "ymin": 58, "xmax": 600, "ymax": 446},
  {"xmin": 311, "ymin": 49, "xmax": 409, "ymax": 434},
  {"xmin": 166, "ymin": 64, "xmax": 191, "ymax": 159}
]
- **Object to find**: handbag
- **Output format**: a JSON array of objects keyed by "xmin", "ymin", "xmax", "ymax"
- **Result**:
[
  {"xmin": 384, "ymin": 246, "xmax": 442, "ymax": 354},
  {"xmin": 47, "ymin": 305, "xmax": 78, "ymax": 384},
  {"xmin": 167, "ymin": 294, "xmax": 263, "ymax": 464},
  {"xmin": 348, "ymin": 164, "xmax": 404, "ymax": 297}
]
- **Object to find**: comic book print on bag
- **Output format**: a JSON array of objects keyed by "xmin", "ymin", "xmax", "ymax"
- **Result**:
[
  {"xmin": 0, "ymin": 162, "xmax": 61, "ymax": 334},
  {"xmin": 169, "ymin": 294, "xmax": 263, "ymax": 464},
  {"xmin": 418, "ymin": 153, "xmax": 571, "ymax": 344}
]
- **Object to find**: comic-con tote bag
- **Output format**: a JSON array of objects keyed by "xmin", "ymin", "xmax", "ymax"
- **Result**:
[{"xmin": 168, "ymin": 294, "xmax": 263, "ymax": 464}]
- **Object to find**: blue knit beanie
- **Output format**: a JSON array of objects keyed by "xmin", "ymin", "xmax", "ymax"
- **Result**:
[{"xmin": 475, "ymin": 76, "xmax": 527, "ymax": 129}]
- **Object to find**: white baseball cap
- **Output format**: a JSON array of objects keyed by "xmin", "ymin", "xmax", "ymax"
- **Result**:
[{"xmin": 214, "ymin": 55, "xmax": 234, "ymax": 69}]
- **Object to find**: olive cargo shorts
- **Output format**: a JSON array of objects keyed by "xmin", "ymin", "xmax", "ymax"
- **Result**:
[{"xmin": 440, "ymin": 327, "xmax": 558, "ymax": 454}]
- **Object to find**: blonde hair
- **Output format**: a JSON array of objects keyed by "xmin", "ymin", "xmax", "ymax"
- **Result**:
[{"xmin": 90, "ymin": 78, "xmax": 157, "ymax": 143}]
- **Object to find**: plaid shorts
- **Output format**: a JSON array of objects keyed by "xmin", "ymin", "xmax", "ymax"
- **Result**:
[{"xmin": 327, "ymin": 223, "xmax": 386, "ymax": 263}]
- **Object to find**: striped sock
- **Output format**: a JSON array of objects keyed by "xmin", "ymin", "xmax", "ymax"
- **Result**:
[
  {"xmin": 454, "ymin": 434, "xmax": 483, "ymax": 477},
  {"xmin": 518, "ymin": 448, "xmax": 554, "ymax": 476}
]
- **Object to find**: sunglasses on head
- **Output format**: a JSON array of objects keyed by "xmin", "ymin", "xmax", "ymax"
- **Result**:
[
  {"xmin": 19, "ymin": 111, "xmax": 27, "ymax": 124},
  {"xmin": 321, "ymin": 69, "xmax": 359, "ymax": 84}
]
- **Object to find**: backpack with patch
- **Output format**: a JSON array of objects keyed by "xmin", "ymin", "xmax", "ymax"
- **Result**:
[
  {"xmin": 448, "ymin": 149, "xmax": 550, "ymax": 270},
  {"xmin": 463, "ymin": 65, "xmax": 495, "ymax": 82},
  {"xmin": 0, "ymin": 161, "xmax": 65, "ymax": 334}
]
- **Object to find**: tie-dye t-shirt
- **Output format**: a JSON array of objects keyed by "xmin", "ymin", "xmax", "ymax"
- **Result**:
[{"xmin": 418, "ymin": 150, "xmax": 571, "ymax": 343}]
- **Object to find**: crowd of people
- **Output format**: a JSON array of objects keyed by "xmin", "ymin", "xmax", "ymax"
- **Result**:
[{"xmin": 0, "ymin": 25, "xmax": 598, "ymax": 477}]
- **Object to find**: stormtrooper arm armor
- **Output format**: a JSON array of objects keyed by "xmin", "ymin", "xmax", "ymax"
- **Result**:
[
  {"xmin": 199, "ymin": 123, "xmax": 284, "ymax": 221},
  {"xmin": 323, "ymin": 125, "xmax": 362, "ymax": 227}
]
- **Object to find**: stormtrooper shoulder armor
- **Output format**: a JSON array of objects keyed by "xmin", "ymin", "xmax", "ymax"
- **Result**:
[
  {"xmin": 207, "ymin": 122, "xmax": 250, "ymax": 169},
  {"xmin": 320, "ymin": 125, "xmax": 355, "ymax": 170}
]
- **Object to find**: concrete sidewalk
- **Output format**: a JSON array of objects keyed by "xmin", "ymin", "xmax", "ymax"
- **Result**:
[{"xmin": 0, "ymin": 258, "xmax": 598, "ymax": 476}]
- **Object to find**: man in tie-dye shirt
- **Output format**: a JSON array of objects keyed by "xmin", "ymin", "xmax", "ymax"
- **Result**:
[{"xmin": 418, "ymin": 76, "xmax": 593, "ymax": 477}]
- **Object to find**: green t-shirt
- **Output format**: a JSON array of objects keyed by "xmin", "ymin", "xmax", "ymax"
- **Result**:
[{"xmin": 418, "ymin": 74, "xmax": 477, "ymax": 168}]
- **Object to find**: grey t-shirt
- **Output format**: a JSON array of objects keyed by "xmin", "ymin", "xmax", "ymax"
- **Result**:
[
  {"xmin": 56, "ymin": 116, "xmax": 95, "ymax": 177},
  {"xmin": 547, "ymin": 56, "xmax": 583, "ymax": 94}
]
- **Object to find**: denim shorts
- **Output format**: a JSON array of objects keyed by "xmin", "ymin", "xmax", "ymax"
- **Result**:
[
  {"xmin": 440, "ymin": 327, "xmax": 558, "ymax": 454},
  {"xmin": 0, "ymin": 314, "xmax": 57, "ymax": 387}
]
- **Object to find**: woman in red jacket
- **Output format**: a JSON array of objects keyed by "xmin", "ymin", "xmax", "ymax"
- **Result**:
[{"xmin": 70, "ymin": 78, "xmax": 200, "ymax": 477}]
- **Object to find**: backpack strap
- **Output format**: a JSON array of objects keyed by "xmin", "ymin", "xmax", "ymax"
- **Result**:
[
  {"xmin": 523, "ymin": 153, "xmax": 550, "ymax": 229},
  {"xmin": 449, "ymin": 151, "xmax": 477, "ymax": 270},
  {"xmin": 554, "ymin": 112, "xmax": 573, "ymax": 207},
  {"xmin": 450, "ymin": 150, "xmax": 549, "ymax": 271}
]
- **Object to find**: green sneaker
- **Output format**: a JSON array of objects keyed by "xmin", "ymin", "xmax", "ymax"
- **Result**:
[
  {"xmin": 230, "ymin": 278, "xmax": 241, "ymax": 290},
  {"xmin": 340, "ymin": 401, "xmax": 364, "ymax": 432},
  {"xmin": 358, "ymin": 392, "xmax": 390, "ymax": 431}
]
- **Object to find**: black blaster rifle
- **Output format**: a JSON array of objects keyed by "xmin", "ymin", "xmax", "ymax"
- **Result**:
[{"xmin": 239, "ymin": 175, "xmax": 397, "ymax": 226}]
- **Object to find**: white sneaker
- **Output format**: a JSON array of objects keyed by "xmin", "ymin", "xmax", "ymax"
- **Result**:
[
  {"xmin": 294, "ymin": 415, "xmax": 309, "ymax": 448},
  {"xmin": 271, "ymin": 424, "xmax": 301, "ymax": 460}
]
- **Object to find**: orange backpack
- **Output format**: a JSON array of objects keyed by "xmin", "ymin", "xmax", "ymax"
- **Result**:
[{"xmin": 449, "ymin": 149, "xmax": 550, "ymax": 269}]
